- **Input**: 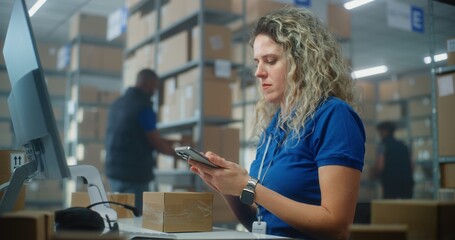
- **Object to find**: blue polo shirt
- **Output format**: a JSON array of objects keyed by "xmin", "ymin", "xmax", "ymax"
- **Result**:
[
  {"xmin": 138, "ymin": 108, "xmax": 157, "ymax": 132},
  {"xmin": 249, "ymin": 97, "xmax": 365, "ymax": 239}
]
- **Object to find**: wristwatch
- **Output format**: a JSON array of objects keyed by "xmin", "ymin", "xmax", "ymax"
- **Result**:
[{"xmin": 239, "ymin": 177, "xmax": 259, "ymax": 205}]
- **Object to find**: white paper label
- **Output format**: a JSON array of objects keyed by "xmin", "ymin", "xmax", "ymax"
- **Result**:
[
  {"xmin": 214, "ymin": 59, "xmax": 231, "ymax": 79},
  {"xmin": 438, "ymin": 74, "xmax": 454, "ymax": 97}
]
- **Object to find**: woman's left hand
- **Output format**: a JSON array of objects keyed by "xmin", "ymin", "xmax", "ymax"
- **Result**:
[{"xmin": 189, "ymin": 151, "xmax": 250, "ymax": 196}]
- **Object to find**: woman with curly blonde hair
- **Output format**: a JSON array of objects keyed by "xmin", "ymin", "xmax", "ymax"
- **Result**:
[{"xmin": 189, "ymin": 6, "xmax": 365, "ymax": 240}]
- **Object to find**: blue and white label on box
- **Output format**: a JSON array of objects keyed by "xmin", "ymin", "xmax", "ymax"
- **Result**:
[
  {"xmin": 294, "ymin": 0, "xmax": 311, "ymax": 8},
  {"xmin": 387, "ymin": 1, "xmax": 424, "ymax": 33}
]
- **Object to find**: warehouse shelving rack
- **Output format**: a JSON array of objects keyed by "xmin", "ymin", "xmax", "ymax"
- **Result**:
[
  {"xmin": 431, "ymin": 65, "xmax": 455, "ymax": 198},
  {"xmin": 64, "ymin": 35, "xmax": 123, "ymax": 167},
  {"xmin": 427, "ymin": 0, "xmax": 455, "ymax": 199},
  {"xmin": 62, "ymin": 35, "xmax": 123, "ymax": 207},
  {"xmin": 125, "ymin": 0, "xmax": 244, "ymax": 191}
]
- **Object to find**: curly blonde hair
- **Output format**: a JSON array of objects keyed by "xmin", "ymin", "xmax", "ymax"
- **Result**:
[{"xmin": 250, "ymin": 6, "xmax": 359, "ymax": 143}]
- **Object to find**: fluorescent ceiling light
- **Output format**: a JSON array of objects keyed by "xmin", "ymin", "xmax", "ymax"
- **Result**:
[
  {"xmin": 351, "ymin": 65, "xmax": 388, "ymax": 79},
  {"xmin": 344, "ymin": 0, "xmax": 375, "ymax": 10},
  {"xmin": 28, "ymin": 0, "xmax": 47, "ymax": 17},
  {"xmin": 423, "ymin": 53, "xmax": 448, "ymax": 64}
]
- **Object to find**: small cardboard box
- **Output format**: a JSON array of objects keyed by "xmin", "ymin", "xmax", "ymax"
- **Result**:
[
  {"xmin": 71, "ymin": 192, "xmax": 135, "ymax": 218},
  {"xmin": 52, "ymin": 232, "xmax": 126, "ymax": 240},
  {"xmin": 436, "ymin": 73, "xmax": 455, "ymax": 156},
  {"xmin": 447, "ymin": 37, "xmax": 455, "ymax": 66},
  {"xmin": 0, "ymin": 210, "xmax": 54, "ymax": 240},
  {"xmin": 0, "ymin": 150, "xmax": 26, "ymax": 211},
  {"xmin": 349, "ymin": 224, "xmax": 407, "ymax": 240},
  {"xmin": 440, "ymin": 162, "xmax": 455, "ymax": 188},
  {"xmin": 371, "ymin": 200, "xmax": 455, "ymax": 240},
  {"xmin": 142, "ymin": 192, "xmax": 213, "ymax": 232},
  {"xmin": 69, "ymin": 13, "xmax": 107, "ymax": 40}
]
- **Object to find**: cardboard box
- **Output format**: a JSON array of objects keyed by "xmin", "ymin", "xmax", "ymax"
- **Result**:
[
  {"xmin": 379, "ymin": 80, "xmax": 400, "ymax": 101},
  {"xmin": 25, "ymin": 180, "xmax": 63, "ymax": 203},
  {"xmin": 142, "ymin": 192, "xmax": 213, "ymax": 232},
  {"xmin": 71, "ymin": 43, "xmax": 123, "ymax": 74},
  {"xmin": 0, "ymin": 71, "xmax": 11, "ymax": 92},
  {"xmin": 447, "ymin": 37, "xmax": 455, "ymax": 66},
  {"xmin": 412, "ymin": 138, "xmax": 432, "ymax": 161},
  {"xmin": 410, "ymin": 118, "xmax": 432, "ymax": 137},
  {"xmin": 123, "ymin": 44, "xmax": 155, "ymax": 88},
  {"xmin": 440, "ymin": 162, "xmax": 455, "ymax": 188},
  {"xmin": 231, "ymin": 0, "xmax": 286, "ymax": 26},
  {"xmin": 125, "ymin": 0, "xmax": 141, "ymax": 10},
  {"xmin": 364, "ymin": 142, "xmax": 376, "ymax": 163},
  {"xmin": 161, "ymin": 0, "xmax": 232, "ymax": 30},
  {"xmin": 201, "ymin": 126, "xmax": 240, "ymax": 164},
  {"xmin": 437, "ymin": 73, "xmax": 455, "ymax": 156},
  {"xmin": 356, "ymin": 80, "xmax": 376, "ymax": 103},
  {"xmin": 52, "ymin": 232, "xmax": 126, "ymax": 240},
  {"xmin": 160, "ymin": 0, "xmax": 188, "ymax": 29},
  {"xmin": 157, "ymin": 31, "xmax": 189, "ymax": 74},
  {"xmin": 349, "ymin": 224, "xmax": 407, "ymax": 240},
  {"xmin": 69, "ymin": 13, "xmax": 107, "ymax": 40},
  {"xmin": 77, "ymin": 107, "xmax": 99, "ymax": 139},
  {"xmin": 363, "ymin": 123, "xmax": 377, "ymax": 141},
  {"xmin": 36, "ymin": 43, "xmax": 59, "ymax": 70},
  {"xmin": 46, "ymin": 76, "xmax": 67, "ymax": 97},
  {"xmin": 409, "ymin": 97, "xmax": 431, "ymax": 117},
  {"xmin": 358, "ymin": 102, "xmax": 376, "ymax": 120},
  {"xmin": 371, "ymin": 200, "xmax": 455, "ymax": 240},
  {"xmin": 126, "ymin": 10, "xmax": 157, "ymax": 49},
  {"xmin": 71, "ymin": 192, "xmax": 135, "ymax": 219},
  {"xmin": 77, "ymin": 143, "xmax": 104, "ymax": 170},
  {"xmin": 99, "ymin": 91, "xmax": 120, "ymax": 104},
  {"xmin": 376, "ymin": 103, "xmax": 402, "ymax": 121},
  {"xmin": 0, "ymin": 96, "xmax": 10, "ymax": 118},
  {"xmin": 98, "ymin": 107, "xmax": 108, "ymax": 139},
  {"xmin": 191, "ymin": 24, "xmax": 231, "ymax": 61},
  {"xmin": 0, "ymin": 150, "xmax": 26, "ymax": 211},
  {"xmin": 176, "ymin": 70, "xmax": 233, "ymax": 119},
  {"xmin": 0, "ymin": 210, "xmax": 54, "ymax": 240},
  {"xmin": 399, "ymin": 75, "xmax": 431, "ymax": 98},
  {"xmin": 327, "ymin": 3, "xmax": 351, "ymax": 40},
  {"xmin": 78, "ymin": 85, "xmax": 99, "ymax": 104}
]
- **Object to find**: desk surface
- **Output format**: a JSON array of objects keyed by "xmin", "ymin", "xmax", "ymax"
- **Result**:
[{"xmin": 117, "ymin": 218, "xmax": 288, "ymax": 239}]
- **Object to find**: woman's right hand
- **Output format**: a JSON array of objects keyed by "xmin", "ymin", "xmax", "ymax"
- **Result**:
[{"xmin": 189, "ymin": 151, "xmax": 250, "ymax": 196}]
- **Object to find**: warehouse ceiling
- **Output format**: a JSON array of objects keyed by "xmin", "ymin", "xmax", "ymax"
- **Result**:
[{"xmin": 0, "ymin": 0, "xmax": 454, "ymax": 79}]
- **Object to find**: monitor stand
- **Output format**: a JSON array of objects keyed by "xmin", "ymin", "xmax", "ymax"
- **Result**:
[
  {"xmin": 69, "ymin": 165, "xmax": 117, "ymax": 221},
  {"xmin": 0, "ymin": 160, "xmax": 37, "ymax": 215}
]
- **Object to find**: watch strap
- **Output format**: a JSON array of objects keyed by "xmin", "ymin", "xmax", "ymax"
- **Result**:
[{"xmin": 245, "ymin": 177, "xmax": 259, "ymax": 191}]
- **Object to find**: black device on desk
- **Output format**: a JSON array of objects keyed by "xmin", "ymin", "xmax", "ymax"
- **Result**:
[{"xmin": 55, "ymin": 201, "xmax": 140, "ymax": 234}]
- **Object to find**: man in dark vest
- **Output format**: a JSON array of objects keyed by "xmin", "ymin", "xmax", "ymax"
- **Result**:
[
  {"xmin": 105, "ymin": 69, "xmax": 177, "ymax": 214},
  {"xmin": 374, "ymin": 121, "xmax": 414, "ymax": 199}
]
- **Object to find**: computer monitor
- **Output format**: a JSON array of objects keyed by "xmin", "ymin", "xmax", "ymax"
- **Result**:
[{"xmin": 0, "ymin": 0, "xmax": 71, "ymax": 214}]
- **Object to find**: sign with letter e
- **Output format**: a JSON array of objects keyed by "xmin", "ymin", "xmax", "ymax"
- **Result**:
[{"xmin": 387, "ymin": 1, "xmax": 424, "ymax": 33}]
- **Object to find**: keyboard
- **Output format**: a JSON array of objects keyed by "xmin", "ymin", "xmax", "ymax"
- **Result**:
[{"xmin": 118, "ymin": 221, "xmax": 177, "ymax": 239}]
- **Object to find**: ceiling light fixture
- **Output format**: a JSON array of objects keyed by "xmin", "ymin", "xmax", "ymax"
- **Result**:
[
  {"xmin": 351, "ymin": 65, "xmax": 388, "ymax": 79},
  {"xmin": 28, "ymin": 0, "xmax": 47, "ymax": 17},
  {"xmin": 423, "ymin": 53, "xmax": 448, "ymax": 64},
  {"xmin": 344, "ymin": 0, "xmax": 375, "ymax": 10}
]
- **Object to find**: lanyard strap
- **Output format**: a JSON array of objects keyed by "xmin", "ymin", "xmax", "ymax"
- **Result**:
[{"xmin": 258, "ymin": 135, "xmax": 272, "ymax": 183}]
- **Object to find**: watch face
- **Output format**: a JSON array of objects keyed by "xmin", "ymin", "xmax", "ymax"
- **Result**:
[{"xmin": 240, "ymin": 189, "xmax": 255, "ymax": 205}]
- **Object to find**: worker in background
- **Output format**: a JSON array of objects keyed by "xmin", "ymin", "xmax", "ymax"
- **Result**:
[
  {"xmin": 188, "ymin": 7, "xmax": 365, "ymax": 240},
  {"xmin": 104, "ymin": 68, "xmax": 177, "ymax": 215},
  {"xmin": 374, "ymin": 121, "xmax": 414, "ymax": 199}
]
